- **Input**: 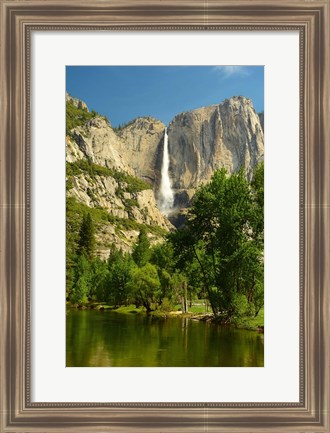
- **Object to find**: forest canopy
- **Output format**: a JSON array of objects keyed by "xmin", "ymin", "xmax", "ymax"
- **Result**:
[{"xmin": 66, "ymin": 163, "xmax": 264, "ymax": 323}]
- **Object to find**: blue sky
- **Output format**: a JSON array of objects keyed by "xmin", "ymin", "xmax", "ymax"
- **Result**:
[{"xmin": 66, "ymin": 66, "xmax": 264, "ymax": 127}]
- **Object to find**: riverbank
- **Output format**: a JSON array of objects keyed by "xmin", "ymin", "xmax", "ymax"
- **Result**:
[{"xmin": 67, "ymin": 302, "xmax": 264, "ymax": 332}]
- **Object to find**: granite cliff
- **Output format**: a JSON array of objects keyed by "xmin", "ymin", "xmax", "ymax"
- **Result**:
[
  {"xmin": 166, "ymin": 96, "xmax": 264, "ymax": 208},
  {"xmin": 168, "ymin": 96, "xmax": 263, "ymax": 188},
  {"xmin": 66, "ymin": 93, "xmax": 264, "ymax": 255}
]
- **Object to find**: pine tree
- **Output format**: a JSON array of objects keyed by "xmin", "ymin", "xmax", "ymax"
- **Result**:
[
  {"xmin": 77, "ymin": 213, "xmax": 95, "ymax": 259},
  {"xmin": 70, "ymin": 254, "xmax": 91, "ymax": 304},
  {"xmin": 132, "ymin": 229, "xmax": 151, "ymax": 267}
]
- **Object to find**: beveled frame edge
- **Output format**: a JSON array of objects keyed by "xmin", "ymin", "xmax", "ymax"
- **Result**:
[{"xmin": 0, "ymin": 1, "xmax": 329, "ymax": 432}]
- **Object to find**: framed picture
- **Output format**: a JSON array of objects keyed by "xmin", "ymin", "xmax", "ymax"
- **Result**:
[{"xmin": 1, "ymin": 0, "xmax": 329, "ymax": 432}]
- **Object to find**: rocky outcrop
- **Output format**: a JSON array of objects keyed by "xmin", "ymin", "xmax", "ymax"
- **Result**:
[
  {"xmin": 67, "ymin": 116, "xmax": 166, "ymax": 182},
  {"xmin": 258, "ymin": 112, "xmax": 264, "ymax": 132},
  {"xmin": 66, "ymin": 162, "xmax": 173, "ymax": 258},
  {"xmin": 66, "ymin": 92, "xmax": 89, "ymax": 111},
  {"xmin": 167, "ymin": 96, "xmax": 264, "ymax": 192},
  {"xmin": 116, "ymin": 117, "xmax": 165, "ymax": 184},
  {"xmin": 68, "ymin": 117, "xmax": 133, "ymax": 173},
  {"xmin": 67, "ymin": 170, "xmax": 171, "ymax": 230}
]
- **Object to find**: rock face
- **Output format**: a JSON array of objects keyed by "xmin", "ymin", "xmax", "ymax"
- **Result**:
[
  {"xmin": 67, "ymin": 95, "xmax": 263, "ymax": 199},
  {"xmin": 258, "ymin": 112, "xmax": 264, "ymax": 132},
  {"xmin": 66, "ymin": 113, "xmax": 172, "ymax": 257},
  {"xmin": 116, "ymin": 117, "xmax": 165, "ymax": 184},
  {"xmin": 108, "ymin": 96, "xmax": 264, "ymax": 210},
  {"xmin": 67, "ymin": 115, "xmax": 166, "ymax": 182},
  {"xmin": 67, "ymin": 117, "xmax": 132, "ymax": 173},
  {"xmin": 168, "ymin": 96, "xmax": 264, "ymax": 193},
  {"xmin": 67, "ymin": 166, "xmax": 171, "ymax": 230},
  {"xmin": 66, "ymin": 94, "xmax": 264, "ymax": 253},
  {"xmin": 67, "ymin": 162, "xmax": 172, "ymax": 258},
  {"xmin": 66, "ymin": 92, "xmax": 89, "ymax": 111}
]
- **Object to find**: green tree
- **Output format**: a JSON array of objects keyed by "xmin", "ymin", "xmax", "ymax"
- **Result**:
[
  {"xmin": 90, "ymin": 257, "xmax": 108, "ymax": 302},
  {"xmin": 107, "ymin": 244, "xmax": 124, "ymax": 268},
  {"xmin": 170, "ymin": 166, "xmax": 264, "ymax": 320},
  {"xmin": 106, "ymin": 252, "xmax": 135, "ymax": 307},
  {"xmin": 128, "ymin": 263, "xmax": 161, "ymax": 313},
  {"xmin": 77, "ymin": 213, "xmax": 95, "ymax": 259},
  {"xmin": 66, "ymin": 254, "xmax": 76, "ymax": 300},
  {"xmin": 150, "ymin": 242, "xmax": 175, "ymax": 303},
  {"xmin": 66, "ymin": 101, "xmax": 95, "ymax": 134},
  {"xmin": 250, "ymin": 161, "xmax": 264, "ymax": 246},
  {"xmin": 132, "ymin": 229, "xmax": 151, "ymax": 267},
  {"xmin": 171, "ymin": 271, "xmax": 189, "ymax": 313},
  {"xmin": 69, "ymin": 254, "xmax": 92, "ymax": 304},
  {"xmin": 150, "ymin": 242, "xmax": 174, "ymax": 271}
]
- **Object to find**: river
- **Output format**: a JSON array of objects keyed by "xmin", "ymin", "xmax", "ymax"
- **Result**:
[{"xmin": 66, "ymin": 309, "xmax": 264, "ymax": 367}]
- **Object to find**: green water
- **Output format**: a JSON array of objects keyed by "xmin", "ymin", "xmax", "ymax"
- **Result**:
[{"xmin": 66, "ymin": 310, "xmax": 264, "ymax": 367}]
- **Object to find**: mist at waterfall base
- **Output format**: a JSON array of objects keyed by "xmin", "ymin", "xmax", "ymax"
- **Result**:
[{"xmin": 158, "ymin": 129, "xmax": 174, "ymax": 215}]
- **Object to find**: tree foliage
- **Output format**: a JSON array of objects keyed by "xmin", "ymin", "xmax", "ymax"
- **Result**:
[
  {"xmin": 128, "ymin": 263, "xmax": 161, "ymax": 313},
  {"xmin": 169, "ymin": 166, "xmax": 264, "ymax": 320},
  {"xmin": 132, "ymin": 229, "xmax": 151, "ymax": 267},
  {"xmin": 66, "ymin": 101, "xmax": 95, "ymax": 134},
  {"xmin": 106, "ymin": 250, "xmax": 135, "ymax": 306},
  {"xmin": 66, "ymin": 163, "xmax": 264, "ymax": 319},
  {"xmin": 77, "ymin": 213, "xmax": 95, "ymax": 259}
]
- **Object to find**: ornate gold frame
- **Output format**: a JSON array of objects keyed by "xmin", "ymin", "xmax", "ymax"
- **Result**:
[{"xmin": 0, "ymin": 1, "xmax": 329, "ymax": 431}]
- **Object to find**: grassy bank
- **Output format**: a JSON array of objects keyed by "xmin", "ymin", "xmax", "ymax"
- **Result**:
[
  {"xmin": 231, "ymin": 308, "xmax": 264, "ymax": 331},
  {"xmin": 67, "ymin": 301, "xmax": 264, "ymax": 331}
]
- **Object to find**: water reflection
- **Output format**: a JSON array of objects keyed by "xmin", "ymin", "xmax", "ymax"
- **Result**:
[{"xmin": 66, "ymin": 310, "xmax": 264, "ymax": 367}]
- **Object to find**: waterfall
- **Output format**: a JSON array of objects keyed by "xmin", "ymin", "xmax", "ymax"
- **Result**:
[{"xmin": 159, "ymin": 128, "xmax": 174, "ymax": 215}]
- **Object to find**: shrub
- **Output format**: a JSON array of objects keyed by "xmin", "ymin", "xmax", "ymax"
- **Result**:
[
  {"xmin": 66, "ymin": 160, "xmax": 151, "ymax": 193},
  {"xmin": 66, "ymin": 101, "xmax": 110, "ymax": 134},
  {"xmin": 160, "ymin": 297, "xmax": 174, "ymax": 313},
  {"xmin": 66, "ymin": 101, "xmax": 94, "ymax": 134}
]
